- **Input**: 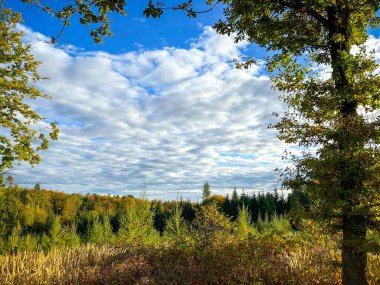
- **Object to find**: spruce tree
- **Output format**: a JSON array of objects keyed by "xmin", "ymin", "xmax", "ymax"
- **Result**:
[{"xmin": 202, "ymin": 182, "xmax": 211, "ymax": 200}]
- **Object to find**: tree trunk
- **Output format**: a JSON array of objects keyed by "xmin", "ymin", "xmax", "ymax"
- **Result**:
[
  {"xmin": 342, "ymin": 214, "xmax": 368, "ymax": 285},
  {"xmin": 326, "ymin": 6, "xmax": 369, "ymax": 284}
]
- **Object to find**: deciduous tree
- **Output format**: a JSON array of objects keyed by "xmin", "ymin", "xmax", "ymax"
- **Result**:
[
  {"xmin": 0, "ymin": 4, "xmax": 58, "ymax": 183},
  {"xmin": 11, "ymin": 1, "xmax": 380, "ymax": 283},
  {"xmin": 210, "ymin": 1, "xmax": 380, "ymax": 284}
]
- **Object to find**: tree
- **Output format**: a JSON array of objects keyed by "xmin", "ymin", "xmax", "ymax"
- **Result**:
[
  {"xmin": 163, "ymin": 204, "xmax": 188, "ymax": 238},
  {"xmin": 202, "ymin": 181, "xmax": 211, "ymax": 200},
  {"xmin": 192, "ymin": 203, "xmax": 232, "ymax": 245},
  {"xmin": 234, "ymin": 204, "xmax": 255, "ymax": 239},
  {"xmin": 17, "ymin": 0, "xmax": 128, "ymax": 44},
  {"xmin": 210, "ymin": 1, "xmax": 380, "ymax": 284},
  {"xmin": 49, "ymin": 216, "xmax": 64, "ymax": 249},
  {"xmin": 11, "ymin": 0, "xmax": 380, "ymax": 283},
  {"xmin": 0, "ymin": 4, "xmax": 59, "ymax": 184}
]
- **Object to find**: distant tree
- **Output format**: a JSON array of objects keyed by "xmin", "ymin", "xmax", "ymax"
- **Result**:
[
  {"xmin": 102, "ymin": 216, "xmax": 115, "ymax": 243},
  {"xmin": 49, "ymin": 216, "xmax": 64, "ymax": 249},
  {"xmin": 0, "ymin": 190, "xmax": 20, "ymax": 235},
  {"xmin": 234, "ymin": 205, "xmax": 255, "ymax": 239},
  {"xmin": 231, "ymin": 187, "xmax": 238, "ymax": 202},
  {"xmin": 7, "ymin": 224, "xmax": 20, "ymax": 254},
  {"xmin": 118, "ymin": 199, "xmax": 158, "ymax": 243},
  {"xmin": 164, "ymin": 204, "xmax": 188, "ymax": 238},
  {"xmin": 5, "ymin": 176, "xmax": 14, "ymax": 188},
  {"xmin": 33, "ymin": 184, "xmax": 41, "ymax": 191},
  {"xmin": 86, "ymin": 217, "xmax": 104, "ymax": 244},
  {"xmin": 180, "ymin": 201, "xmax": 196, "ymax": 224},
  {"xmin": 63, "ymin": 224, "xmax": 80, "ymax": 248},
  {"xmin": 192, "ymin": 203, "xmax": 232, "ymax": 245},
  {"xmin": 202, "ymin": 182, "xmax": 211, "ymax": 200},
  {"xmin": 229, "ymin": 187, "xmax": 239, "ymax": 219},
  {"xmin": 61, "ymin": 195, "xmax": 82, "ymax": 224}
]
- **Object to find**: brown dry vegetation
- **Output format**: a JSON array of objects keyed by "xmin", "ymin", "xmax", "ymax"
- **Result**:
[{"xmin": 0, "ymin": 231, "xmax": 379, "ymax": 285}]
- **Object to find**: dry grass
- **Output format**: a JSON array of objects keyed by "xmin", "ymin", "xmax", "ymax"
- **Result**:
[
  {"xmin": 0, "ymin": 244, "xmax": 129, "ymax": 285},
  {"xmin": 0, "ymin": 238, "xmax": 379, "ymax": 285}
]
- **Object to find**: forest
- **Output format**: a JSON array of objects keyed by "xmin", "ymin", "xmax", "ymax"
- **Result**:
[
  {"xmin": 0, "ymin": 184, "xmax": 290, "ymax": 252},
  {"xmin": 0, "ymin": 184, "xmax": 378, "ymax": 284},
  {"xmin": 1, "ymin": 0, "xmax": 380, "ymax": 284}
]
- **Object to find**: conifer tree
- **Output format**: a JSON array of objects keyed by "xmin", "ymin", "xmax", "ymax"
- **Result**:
[
  {"xmin": 49, "ymin": 216, "xmax": 64, "ymax": 249},
  {"xmin": 164, "ymin": 204, "xmax": 188, "ymax": 238},
  {"xmin": 202, "ymin": 182, "xmax": 211, "ymax": 200},
  {"xmin": 234, "ymin": 204, "xmax": 255, "ymax": 239}
]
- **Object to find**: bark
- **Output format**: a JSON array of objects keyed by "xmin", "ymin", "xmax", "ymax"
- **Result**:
[
  {"xmin": 326, "ymin": 5, "xmax": 368, "ymax": 285},
  {"xmin": 342, "ymin": 215, "xmax": 368, "ymax": 285}
]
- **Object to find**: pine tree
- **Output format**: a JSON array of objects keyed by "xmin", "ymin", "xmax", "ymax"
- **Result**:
[
  {"xmin": 234, "ymin": 204, "xmax": 255, "ymax": 239},
  {"xmin": 49, "ymin": 216, "xmax": 64, "ymax": 249},
  {"xmin": 164, "ymin": 204, "xmax": 188, "ymax": 238},
  {"xmin": 202, "ymin": 182, "xmax": 211, "ymax": 200}
]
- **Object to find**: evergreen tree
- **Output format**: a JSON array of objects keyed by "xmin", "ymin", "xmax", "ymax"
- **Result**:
[
  {"xmin": 102, "ymin": 216, "xmax": 115, "ymax": 244},
  {"xmin": 49, "ymin": 216, "xmax": 64, "ymax": 250},
  {"xmin": 64, "ymin": 224, "xmax": 81, "ymax": 248},
  {"xmin": 202, "ymin": 182, "xmax": 211, "ymax": 200},
  {"xmin": 234, "ymin": 204, "xmax": 255, "ymax": 239},
  {"xmin": 7, "ymin": 224, "xmax": 20, "ymax": 254},
  {"xmin": 86, "ymin": 217, "xmax": 104, "ymax": 244},
  {"xmin": 164, "ymin": 204, "xmax": 188, "ymax": 238}
]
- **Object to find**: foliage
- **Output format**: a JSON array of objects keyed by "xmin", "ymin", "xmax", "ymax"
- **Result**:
[
  {"xmin": 0, "ymin": 193, "xmax": 377, "ymax": 284},
  {"xmin": 207, "ymin": 1, "xmax": 380, "ymax": 283},
  {"xmin": 202, "ymin": 181, "xmax": 211, "ymax": 200},
  {"xmin": 0, "ymin": 4, "xmax": 58, "ymax": 183},
  {"xmin": 163, "ymin": 204, "xmax": 189, "ymax": 238},
  {"xmin": 234, "ymin": 204, "xmax": 255, "ymax": 239},
  {"xmin": 117, "ymin": 198, "xmax": 158, "ymax": 244},
  {"xmin": 86, "ymin": 216, "xmax": 105, "ymax": 244},
  {"xmin": 17, "ymin": 0, "xmax": 127, "ymax": 44},
  {"xmin": 192, "ymin": 203, "xmax": 233, "ymax": 246},
  {"xmin": 0, "ymin": 225, "xmax": 379, "ymax": 285},
  {"xmin": 0, "ymin": 185, "xmax": 292, "ymax": 254}
]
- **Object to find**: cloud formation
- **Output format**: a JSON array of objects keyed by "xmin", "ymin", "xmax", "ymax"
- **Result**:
[{"xmin": 14, "ymin": 25, "xmax": 288, "ymax": 200}]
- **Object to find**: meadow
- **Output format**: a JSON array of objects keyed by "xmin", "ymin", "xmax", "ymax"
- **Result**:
[{"xmin": 0, "ymin": 186, "xmax": 379, "ymax": 284}]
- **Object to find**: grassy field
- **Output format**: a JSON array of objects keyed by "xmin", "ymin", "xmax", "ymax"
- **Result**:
[
  {"xmin": 0, "ymin": 232, "xmax": 379, "ymax": 285},
  {"xmin": 0, "ymin": 199, "xmax": 378, "ymax": 285}
]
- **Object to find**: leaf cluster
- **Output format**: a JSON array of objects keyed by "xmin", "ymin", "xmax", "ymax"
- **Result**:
[{"xmin": 0, "ymin": 4, "xmax": 58, "ymax": 181}]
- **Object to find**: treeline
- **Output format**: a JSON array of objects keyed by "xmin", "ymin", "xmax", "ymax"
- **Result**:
[{"xmin": 0, "ymin": 184, "xmax": 299, "ymax": 254}]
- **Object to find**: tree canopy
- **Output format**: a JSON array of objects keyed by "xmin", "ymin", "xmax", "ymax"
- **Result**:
[
  {"xmin": 18, "ymin": 0, "xmax": 128, "ymax": 44},
  {"xmin": 0, "ymin": 4, "xmax": 58, "ymax": 183},
  {"xmin": 211, "ymin": 1, "xmax": 380, "ymax": 284},
  {"xmin": 5, "ymin": 0, "xmax": 380, "ymax": 284}
]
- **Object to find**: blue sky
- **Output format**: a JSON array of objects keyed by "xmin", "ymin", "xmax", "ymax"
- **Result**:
[
  {"xmin": 7, "ymin": 1, "xmax": 380, "ymax": 201},
  {"xmin": 10, "ymin": 1, "xmax": 226, "ymax": 52}
]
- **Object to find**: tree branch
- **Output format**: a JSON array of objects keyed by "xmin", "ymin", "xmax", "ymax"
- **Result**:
[{"xmin": 277, "ymin": 0, "xmax": 329, "ymax": 27}]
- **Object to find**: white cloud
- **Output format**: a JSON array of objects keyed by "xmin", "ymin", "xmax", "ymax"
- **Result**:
[{"xmin": 13, "ymin": 25, "xmax": 289, "ymax": 200}]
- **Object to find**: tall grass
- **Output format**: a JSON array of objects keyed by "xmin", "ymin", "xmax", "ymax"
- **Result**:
[
  {"xmin": 0, "ymin": 203, "xmax": 379, "ymax": 285},
  {"xmin": 1, "ymin": 233, "xmax": 372, "ymax": 285},
  {"xmin": 0, "ymin": 244, "xmax": 128, "ymax": 285}
]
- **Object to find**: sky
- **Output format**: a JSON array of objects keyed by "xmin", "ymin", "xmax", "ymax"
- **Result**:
[{"xmin": 6, "ymin": 1, "xmax": 380, "ymax": 201}]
